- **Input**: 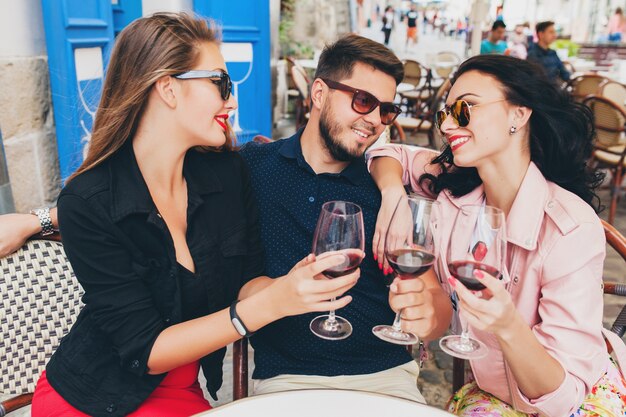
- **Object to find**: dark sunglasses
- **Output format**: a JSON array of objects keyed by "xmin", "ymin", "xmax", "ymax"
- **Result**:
[
  {"xmin": 435, "ymin": 99, "xmax": 506, "ymax": 132},
  {"xmin": 174, "ymin": 70, "xmax": 233, "ymax": 101},
  {"xmin": 321, "ymin": 78, "xmax": 401, "ymax": 125}
]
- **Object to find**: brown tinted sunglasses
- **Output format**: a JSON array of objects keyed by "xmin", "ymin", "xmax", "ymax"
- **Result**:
[{"xmin": 321, "ymin": 78, "xmax": 402, "ymax": 125}]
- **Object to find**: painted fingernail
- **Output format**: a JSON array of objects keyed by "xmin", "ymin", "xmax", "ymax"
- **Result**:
[
  {"xmin": 447, "ymin": 277, "xmax": 456, "ymax": 287},
  {"xmin": 474, "ymin": 270, "xmax": 484, "ymax": 279},
  {"xmin": 386, "ymin": 267, "xmax": 393, "ymax": 275},
  {"xmin": 373, "ymin": 253, "xmax": 378, "ymax": 261}
]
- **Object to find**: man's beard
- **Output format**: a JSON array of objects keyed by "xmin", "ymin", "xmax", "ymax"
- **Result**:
[{"xmin": 319, "ymin": 107, "xmax": 370, "ymax": 162}]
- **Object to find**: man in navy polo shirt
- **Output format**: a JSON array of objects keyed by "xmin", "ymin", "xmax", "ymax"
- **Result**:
[{"xmin": 238, "ymin": 34, "xmax": 452, "ymax": 402}]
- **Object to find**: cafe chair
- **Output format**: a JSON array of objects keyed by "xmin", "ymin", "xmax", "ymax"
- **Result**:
[
  {"xmin": 452, "ymin": 219, "xmax": 626, "ymax": 393},
  {"xmin": 388, "ymin": 120, "xmax": 407, "ymax": 144},
  {"xmin": 283, "ymin": 58, "xmax": 305, "ymax": 119},
  {"xmin": 599, "ymin": 80, "xmax": 626, "ymax": 111},
  {"xmin": 567, "ymin": 74, "xmax": 609, "ymax": 103},
  {"xmin": 399, "ymin": 60, "xmax": 434, "ymax": 118},
  {"xmin": 0, "ymin": 236, "xmax": 82, "ymax": 416},
  {"xmin": 431, "ymin": 52, "xmax": 460, "ymax": 88},
  {"xmin": 0, "ymin": 235, "xmax": 254, "ymax": 414},
  {"xmin": 583, "ymin": 95, "xmax": 626, "ymax": 224},
  {"xmin": 395, "ymin": 78, "xmax": 451, "ymax": 150},
  {"xmin": 252, "ymin": 135, "xmax": 273, "ymax": 144},
  {"xmin": 291, "ymin": 64, "xmax": 310, "ymax": 129}
]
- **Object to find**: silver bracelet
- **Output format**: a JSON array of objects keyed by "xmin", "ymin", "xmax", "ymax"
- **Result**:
[{"xmin": 30, "ymin": 207, "xmax": 54, "ymax": 236}]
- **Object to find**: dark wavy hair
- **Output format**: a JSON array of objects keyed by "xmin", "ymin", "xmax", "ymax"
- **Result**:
[{"xmin": 419, "ymin": 55, "xmax": 604, "ymax": 212}]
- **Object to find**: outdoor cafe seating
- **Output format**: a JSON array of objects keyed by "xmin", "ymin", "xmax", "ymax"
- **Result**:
[{"xmin": 5, "ymin": 220, "xmax": 626, "ymax": 415}]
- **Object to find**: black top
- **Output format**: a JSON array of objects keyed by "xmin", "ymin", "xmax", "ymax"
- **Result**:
[
  {"xmin": 46, "ymin": 142, "xmax": 264, "ymax": 417},
  {"xmin": 178, "ymin": 263, "xmax": 209, "ymax": 321},
  {"xmin": 405, "ymin": 10, "xmax": 418, "ymax": 28},
  {"xmin": 527, "ymin": 43, "xmax": 571, "ymax": 82},
  {"xmin": 240, "ymin": 130, "xmax": 412, "ymax": 379}
]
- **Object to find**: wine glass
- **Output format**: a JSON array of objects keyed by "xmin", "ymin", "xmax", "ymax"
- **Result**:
[
  {"xmin": 439, "ymin": 204, "xmax": 507, "ymax": 360},
  {"xmin": 310, "ymin": 201, "xmax": 365, "ymax": 340},
  {"xmin": 372, "ymin": 196, "xmax": 437, "ymax": 345}
]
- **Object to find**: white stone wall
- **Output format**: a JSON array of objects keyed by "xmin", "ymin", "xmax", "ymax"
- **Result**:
[
  {"xmin": 0, "ymin": 0, "xmax": 58, "ymax": 212},
  {"xmin": 291, "ymin": 0, "xmax": 352, "ymax": 51}
]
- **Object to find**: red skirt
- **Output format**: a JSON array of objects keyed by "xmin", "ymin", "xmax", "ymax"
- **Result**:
[{"xmin": 32, "ymin": 361, "xmax": 211, "ymax": 416}]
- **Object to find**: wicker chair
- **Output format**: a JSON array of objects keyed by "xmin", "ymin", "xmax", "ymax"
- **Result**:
[
  {"xmin": 398, "ymin": 60, "xmax": 433, "ymax": 118},
  {"xmin": 567, "ymin": 74, "xmax": 609, "ymax": 103},
  {"xmin": 452, "ymin": 219, "xmax": 626, "ymax": 393},
  {"xmin": 431, "ymin": 52, "xmax": 460, "ymax": 89},
  {"xmin": 583, "ymin": 95, "xmax": 626, "ymax": 224},
  {"xmin": 395, "ymin": 78, "xmax": 451, "ymax": 149},
  {"xmin": 291, "ymin": 65, "xmax": 310, "ymax": 129},
  {"xmin": 0, "ymin": 237, "xmax": 82, "ymax": 416},
  {"xmin": 0, "ymin": 237, "xmax": 252, "ymax": 414},
  {"xmin": 599, "ymin": 80, "xmax": 626, "ymax": 112}
]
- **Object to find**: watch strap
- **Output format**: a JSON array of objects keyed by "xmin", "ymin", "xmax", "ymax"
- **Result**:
[
  {"xmin": 30, "ymin": 207, "xmax": 54, "ymax": 236},
  {"xmin": 229, "ymin": 300, "xmax": 253, "ymax": 338}
]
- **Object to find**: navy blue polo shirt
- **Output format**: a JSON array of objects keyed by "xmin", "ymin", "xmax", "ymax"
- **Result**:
[{"xmin": 239, "ymin": 129, "xmax": 412, "ymax": 379}]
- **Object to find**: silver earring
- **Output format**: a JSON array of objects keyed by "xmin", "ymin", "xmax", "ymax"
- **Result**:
[{"xmin": 509, "ymin": 126, "xmax": 517, "ymax": 135}]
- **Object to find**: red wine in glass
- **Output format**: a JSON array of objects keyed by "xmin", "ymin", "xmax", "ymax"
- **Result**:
[
  {"xmin": 310, "ymin": 201, "xmax": 365, "ymax": 340},
  {"xmin": 439, "ymin": 204, "xmax": 506, "ymax": 360},
  {"xmin": 448, "ymin": 260, "xmax": 501, "ymax": 291},
  {"xmin": 387, "ymin": 248, "xmax": 435, "ymax": 279},
  {"xmin": 323, "ymin": 250, "xmax": 364, "ymax": 278},
  {"xmin": 372, "ymin": 196, "xmax": 438, "ymax": 345}
]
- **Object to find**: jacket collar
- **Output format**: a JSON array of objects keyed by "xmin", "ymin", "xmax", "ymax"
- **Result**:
[
  {"xmin": 109, "ymin": 141, "xmax": 222, "ymax": 223},
  {"xmin": 446, "ymin": 162, "xmax": 548, "ymax": 250},
  {"xmin": 278, "ymin": 128, "xmax": 367, "ymax": 186}
]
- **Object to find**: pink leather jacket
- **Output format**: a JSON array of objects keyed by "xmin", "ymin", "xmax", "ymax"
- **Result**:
[{"xmin": 367, "ymin": 144, "xmax": 626, "ymax": 416}]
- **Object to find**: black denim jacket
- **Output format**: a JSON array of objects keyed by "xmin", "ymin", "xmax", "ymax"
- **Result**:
[{"xmin": 45, "ymin": 142, "xmax": 264, "ymax": 416}]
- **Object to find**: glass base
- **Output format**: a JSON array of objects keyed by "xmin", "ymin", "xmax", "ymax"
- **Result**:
[
  {"xmin": 372, "ymin": 325, "xmax": 418, "ymax": 345},
  {"xmin": 310, "ymin": 315, "xmax": 352, "ymax": 340},
  {"xmin": 439, "ymin": 334, "xmax": 488, "ymax": 360}
]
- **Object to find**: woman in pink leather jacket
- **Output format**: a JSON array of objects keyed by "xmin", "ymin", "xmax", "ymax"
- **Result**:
[{"xmin": 368, "ymin": 55, "xmax": 626, "ymax": 416}]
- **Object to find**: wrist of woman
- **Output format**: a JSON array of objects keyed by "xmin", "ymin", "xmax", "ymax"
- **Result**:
[
  {"xmin": 496, "ymin": 312, "xmax": 525, "ymax": 343},
  {"xmin": 238, "ymin": 279, "xmax": 286, "ymax": 332}
]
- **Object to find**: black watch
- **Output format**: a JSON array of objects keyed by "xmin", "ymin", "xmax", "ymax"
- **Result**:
[{"xmin": 229, "ymin": 300, "xmax": 254, "ymax": 338}]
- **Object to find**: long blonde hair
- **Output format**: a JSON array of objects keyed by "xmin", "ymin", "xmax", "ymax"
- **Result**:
[{"xmin": 68, "ymin": 12, "xmax": 234, "ymax": 183}]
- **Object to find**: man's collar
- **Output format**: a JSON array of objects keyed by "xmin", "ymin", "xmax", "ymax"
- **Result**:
[
  {"xmin": 109, "ymin": 142, "xmax": 222, "ymax": 222},
  {"xmin": 278, "ymin": 128, "xmax": 367, "ymax": 186}
]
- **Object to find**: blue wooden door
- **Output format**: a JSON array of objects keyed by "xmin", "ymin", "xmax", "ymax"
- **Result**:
[
  {"xmin": 193, "ymin": 1, "xmax": 272, "ymax": 143},
  {"xmin": 41, "ymin": 0, "xmax": 116, "ymax": 181},
  {"xmin": 112, "ymin": 0, "xmax": 143, "ymax": 35}
]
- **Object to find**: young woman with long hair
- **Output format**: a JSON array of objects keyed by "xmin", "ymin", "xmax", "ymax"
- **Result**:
[
  {"xmin": 29, "ymin": 13, "xmax": 358, "ymax": 417},
  {"xmin": 368, "ymin": 55, "xmax": 626, "ymax": 416}
]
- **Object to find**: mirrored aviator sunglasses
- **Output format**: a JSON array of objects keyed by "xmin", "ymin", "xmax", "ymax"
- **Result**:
[
  {"xmin": 322, "ymin": 78, "xmax": 401, "ymax": 125},
  {"xmin": 435, "ymin": 100, "xmax": 471, "ymax": 132},
  {"xmin": 174, "ymin": 70, "xmax": 233, "ymax": 101}
]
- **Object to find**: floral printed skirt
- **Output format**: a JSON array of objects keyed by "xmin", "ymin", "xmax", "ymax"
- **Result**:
[{"xmin": 446, "ymin": 360, "xmax": 626, "ymax": 417}]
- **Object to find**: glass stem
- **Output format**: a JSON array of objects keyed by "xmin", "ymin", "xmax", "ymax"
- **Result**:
[
  {"xmin": 327, "ymin": 297, "xmax": 337, "ymax": 324},
  {"xmin": 459, "ymin": 313, "xmax": 471, "ymax": 346},
  {"xmin": 391, "ymin": 309, "xmax": 403, "ymax": 331}
]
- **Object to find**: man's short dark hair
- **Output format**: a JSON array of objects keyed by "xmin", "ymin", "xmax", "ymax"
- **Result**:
[
  {"xmin": 536, "ymin": 21, "xmax": 554, "ymax": 34},
  {"xmin": 314, "ymin": 33, "xmax": 404, "ymax": 86},
  {"xmin": 492, "ymin": 20, "xmax": 506, "ymax": 31}
]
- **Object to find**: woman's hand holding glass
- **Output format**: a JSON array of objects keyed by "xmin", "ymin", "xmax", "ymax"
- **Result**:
[
  {"xmin": 440, "ymin": 204, "xmax": 507, "ymax": 359},
  {"xmin": 269, "ymin": 252, "xmax": 360, "ymax": 318},
  {"xmin": 451, "ymin": 267, "xmax": 518, "ymax": 339}
]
